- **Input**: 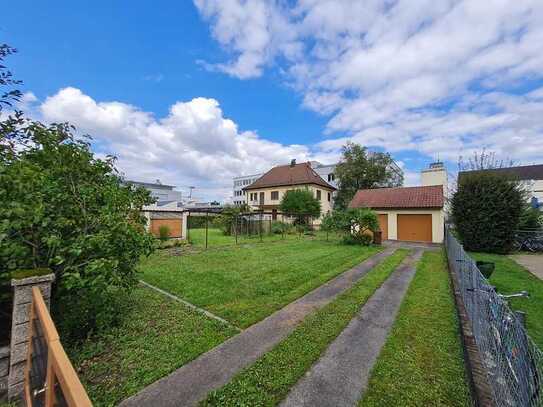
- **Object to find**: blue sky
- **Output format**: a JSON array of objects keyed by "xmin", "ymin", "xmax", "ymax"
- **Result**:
[{"xmin": 3, "ymin": 1, "xmax": 543, "ymax": 200}]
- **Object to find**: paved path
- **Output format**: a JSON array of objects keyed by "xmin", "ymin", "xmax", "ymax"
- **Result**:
[
  {"xmin": 280, "ymin": 248, "xmax": 424, "ymax": 407},
  {"xmin": 120, "ymin": 247, "xmax": 396, "ymax": 407},
  {"xmin": 510, "ymin": 254, "xmax": 543, "ymax": 280}
]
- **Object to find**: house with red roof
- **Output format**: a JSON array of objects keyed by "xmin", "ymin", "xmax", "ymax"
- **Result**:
[
  {"xmin": 349, "ymin": 162, "xmax": 447, "ymax": 243},
  {"xmin": 243, "ymin": 160, "xmax": 336, "ymax": 222}
]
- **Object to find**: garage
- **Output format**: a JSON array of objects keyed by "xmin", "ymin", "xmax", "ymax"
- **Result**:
[
  {"xmin": 378, "ymin": 214, "xmax": 388, "ymax": 240},
  {"xmin": 348, "ymin": 185, "xmax": 445, "ymax": 244},
  {"xmin": 397, "ymin": 214, "xmax": 432, "ymax": 242}
]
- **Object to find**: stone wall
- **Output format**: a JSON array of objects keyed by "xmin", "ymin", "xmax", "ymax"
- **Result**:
[
  {"xmin": 8, "ymin": 273, "xmax": 55, "ymax": 401},
  {"xmin": 0, "ymin": 346, "xmax": 9, "ymax": 400}
]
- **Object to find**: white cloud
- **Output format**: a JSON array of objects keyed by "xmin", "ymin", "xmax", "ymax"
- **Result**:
[
  {"xmin": 194, "ymin": 0, "xmax": 543, "ymax": 164},
  {"xmin": 39, "ymin": 87, "xmax": 313, "ymax": 201}
]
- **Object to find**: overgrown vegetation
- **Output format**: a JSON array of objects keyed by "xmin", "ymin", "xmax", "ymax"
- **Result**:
[
  {"xmin": 360, "ymin": 251, "xmax": 471, "ymax": 406},
  {"xmin": 333, "ymin": 142, "xmax": 403, "ymax": 209},
  {"xmin": 158, "ymin": 225, "xmax": 171, "ymax": 241},
  {"xmin": 214, "ymin": 204, "xmax": 250, "ymax": 235},
  {"xmin": 202, "ymin": 249, "xmax": 409, "ymax": 406},
  {"xmin": 452, "ymin": 172, "xmax": 524, "ymax": 253}
]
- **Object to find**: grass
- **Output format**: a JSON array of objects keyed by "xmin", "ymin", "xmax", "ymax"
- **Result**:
[
  {"xmin": 187, "ymin": 227, "xmax": 329, "ymax": 248},
  {"xmin": 69, "ymin": 286, "xmax": 237, "ymax": 407},
  {"xmin": 471, "ymin": 252, "xmax": 543, "ymax": 348},
  {"xmin": 360, "ymin": 251, "xmax": 471, "ymax": 407},
  {"xmin": 140, "ymin": 237, "xmax": 381, "ymax": 328},
  {"xmin": 202, "ymin": 248, "xmax": 410, "ymax": 406}
]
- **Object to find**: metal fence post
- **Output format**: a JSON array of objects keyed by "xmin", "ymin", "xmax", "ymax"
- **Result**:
[{"xmin": 205, "ymin": 211, "xmax": 208, "ymax": 249}]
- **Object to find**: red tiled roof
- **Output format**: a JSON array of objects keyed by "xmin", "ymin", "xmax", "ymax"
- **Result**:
[
  {"xmin": 349, "ymin": 185, "xmax": 444, "ymax": 209},
  {"xmin": 244, "ymin": 162, "xmax": 336, "ymax": 191}
]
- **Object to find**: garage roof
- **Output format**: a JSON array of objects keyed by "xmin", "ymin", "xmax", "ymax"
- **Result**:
[{"xmin": 349, "ymin": 185, "xmax": 444, "ymax": 209}]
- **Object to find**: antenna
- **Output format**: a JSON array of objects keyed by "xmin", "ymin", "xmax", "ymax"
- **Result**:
[{"xmin": 188, "ymin": 186, "xmax": 195, "ymax": 198}]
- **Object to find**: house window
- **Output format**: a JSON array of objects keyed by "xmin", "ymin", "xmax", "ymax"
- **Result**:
[
  {"xmin": 316, "ymin": 190, "xmax": 321, "ymax": 200},
  {"xmin": 328, "ymin": 173, "xmax": 335, "ymax": 182},
  {"xmin": 327, "ymin": 192, "xmax": 331, "ymax": 202},
  {"xmin": 271, "ymin": 191, "xmax": 279, "ymax": 200}
]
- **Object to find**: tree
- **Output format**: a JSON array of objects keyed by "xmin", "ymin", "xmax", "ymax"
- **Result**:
[
  {"xmin": 1, "ymin": 110, "xmax": 155, "ymax": 342},
  {"xmin": 215, "ymin": 203, "xmax": 250, "ymax": 235},
  {"xmin": 321, "ymin": 208, "xmax": 378, "ymax": 245},
  {"xmin": 519, "ymin": 205, "xmax": 542, "ymax": 231},
  {"xmin": 0, "ymin": 44, "xmax": 23, "ymax": 111},
  {"xmin": 279, "ymin": 189, "xmax": 321, "ymax": 224},
  {"xmin": 458, "ymin": 149, "xmax": 515, "ymax": 171},
  {"xmin": 334, "ymin": 142, "xmax": 403, "ymax": 209},
  {"xmin": 451, "ymin": 173, "xmax": 524, "ymax": 253}
]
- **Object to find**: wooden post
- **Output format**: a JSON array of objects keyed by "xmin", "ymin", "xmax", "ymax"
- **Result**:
[
  {"xmin": 205, "ymin": 212, "xmax": 209, "ymax": 249},
  {"xmin": 187, "ymin": 212, "xmax": 191, "ymax": 243},
  {"xmin": 259, "ymin": 211, "xmax": 263, "ymax": 242}
]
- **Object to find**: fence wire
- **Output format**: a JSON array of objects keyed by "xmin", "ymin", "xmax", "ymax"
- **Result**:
[{"xmin": 445, "ymin": 227, "xmax": 543, "ymax": 406}]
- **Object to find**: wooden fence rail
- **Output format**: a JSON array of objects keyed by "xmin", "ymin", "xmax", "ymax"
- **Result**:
[{"xmin": 24, "ymin": 287, "xmax": 92, "ymax": 407}]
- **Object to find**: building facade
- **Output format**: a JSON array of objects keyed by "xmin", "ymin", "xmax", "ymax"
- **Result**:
[
  {"xmin": 232, "ymin": 157, "xmax": 403, "ymax": 205},
  {"xmin": 243, "ymin": 161, "xmax": 336, "ymax": 224}
]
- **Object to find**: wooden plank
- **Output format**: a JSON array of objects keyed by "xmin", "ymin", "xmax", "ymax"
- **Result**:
[
  {"xmin": 31, "ymin": 288, "xmax": 59, "ymax": 344},
  {"xmin": 50, "ymin": 341, "xmax": 92, "ymax": 407}
]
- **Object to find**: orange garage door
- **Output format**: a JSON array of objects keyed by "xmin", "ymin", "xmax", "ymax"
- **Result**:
[
  {"xmin": 378, "ymin": 214, "xmax": 388, "ymax": 240},
  {"xmin": 150, "ymin": 219, "xmax": 182, "ymax": 238},
  {"xmin": 397, "ymin": 214, "xmax": 432, "ymax": 242}
]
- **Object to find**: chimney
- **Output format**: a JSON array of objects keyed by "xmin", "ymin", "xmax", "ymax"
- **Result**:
[
  {"xmin": 290, "ymin": 159, "xmax": 296, "ymax": 167},
  {"xmin": 421, "ymin": 161, "xmax": 447, "ymax": 189}
]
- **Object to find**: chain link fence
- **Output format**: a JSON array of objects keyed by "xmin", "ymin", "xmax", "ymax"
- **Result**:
[{"xmin": 445, "ymin": 227, "xmax": 542, "ymax": 406}]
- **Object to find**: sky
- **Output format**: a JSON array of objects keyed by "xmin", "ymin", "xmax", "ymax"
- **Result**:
[{"xmin": 2, "ymin": 0, "xmax": 543, "ymax": 201}]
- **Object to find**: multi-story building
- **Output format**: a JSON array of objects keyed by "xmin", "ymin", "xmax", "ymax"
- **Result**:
[
  {"xmin": 125, "ymin": 180, "xmax": 184, "ymax": 203},
  {"xmin": 232, "ymin": 156, "xmax": 403, "ymax": 205},
  {"xmin": 243, "ymin": 160, "xmax": 336, "ymax": 223},
  {"xmin": 233, "ymin": 173, "xmax": 264, "ymax": 206}
]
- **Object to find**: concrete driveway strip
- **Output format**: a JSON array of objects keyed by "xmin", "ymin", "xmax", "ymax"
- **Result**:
[
  {"xmin": 119, "ymin": 247, "xmax": 396, "ymax": 407},
  {"xmin": 510, "ymin": 254, "xmax": 543, "ymax": 281},
  {"xmin": 280, "ymin": 248, "xmax": 424, "ymax": 407}
]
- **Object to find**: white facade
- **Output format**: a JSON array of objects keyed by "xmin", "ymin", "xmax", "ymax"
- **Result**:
[
  {"xmin": 127, "ymin": 180, "xmax": 184, "ymax": 203},
  {"xmin": 233, "ymin": 173, "xmax": 263, "ymax": 206}
]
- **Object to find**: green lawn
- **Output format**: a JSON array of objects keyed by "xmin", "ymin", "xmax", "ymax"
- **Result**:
[
  {"xmin": 203, "ymin": 249, "xmax": 410, "ymax": 406},
  {"xmin": 140, "ymin": 238, "xmax": 380, "ymax": 328},
  {"xmin": 187, "ymin": 227, "xmax": 331, "ymax": 248},
  {"xmin": 360, "ymin": 251, "xmax": 471, "ymax": 407},
  {"xmin": 471, "ymin": 252, "xmax": 543, "ymax": 348},
  {"xmin": 69, "ymin": 286, "xmax": 237, "ymax": 407}
]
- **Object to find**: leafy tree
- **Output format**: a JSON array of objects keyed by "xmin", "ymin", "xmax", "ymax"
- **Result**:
[
  {"xmin": 279, "ymin": 189, "xmax": 321, "ymax": 224},
  {"xmin": 1, "ymin": 120, "xmax": 155, "ymax": 341},
  {"xmin": 0, "ymin": 44, "xmax": 22, "ymax": 111},
  {"xmin": 451, "ymin": 173, "xmax": 524, "ymax": 253},
  {"xmin": 334, "ymin": 142, "xmax": 403, "ymax": 209}
]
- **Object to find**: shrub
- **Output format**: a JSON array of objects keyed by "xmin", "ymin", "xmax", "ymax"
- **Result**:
[
  {"xmin": 215, "ymin": 204, "xmax": 250, "ymax": 235},
  {"xmin": 342, "ymin": 233, "xmax": 373, "ymax": 246},
  {"xmin": 519, "ymin": 205, "xmax": 542, "ymax": 231},
  {"xmin": 271, "ymin": 221, "xmax": 289, "ymax": 234},
  {"xmin": 0, "ymin": 120, "xmax": 155, "ymax": 343},
  {"xmin": 452, "ymin": 173, "xmax": 524, "ymax": 253},
  {"xmin": 158, "ymin": 225, "xmax": 171, "ymax": 241}
]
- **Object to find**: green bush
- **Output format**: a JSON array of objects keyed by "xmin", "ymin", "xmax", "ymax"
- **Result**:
[
  {"xmin": 158, "ymin": 225, "xmax": 171, "ymax": 241},
  {"xmin": 279, "ymin": 189, "xmax": 321, "ymax": 225},
  {"xmin": 0, "ymin": 120, "xmax": 155, "ymax": 343},
  {"xmin": 342, "ymin": 233, "xmax": 373, "ymax": 246},
  {"xmin": 271, "ymin": 221, "xmax": 289, "ymax": 234},
  {"xmin": 452, "ymin": 173, "xmax": 524, "ymax": 253},
  {"xmin": 519, "ymin": 205, "xmax": 542, "ymax": 231}
]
